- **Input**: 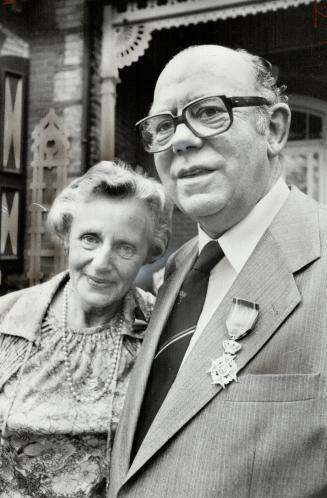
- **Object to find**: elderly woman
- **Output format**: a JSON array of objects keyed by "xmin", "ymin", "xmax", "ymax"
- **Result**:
[{"xmin": 0, "ymin": 161, "xmax": 172, "ymax": 498}]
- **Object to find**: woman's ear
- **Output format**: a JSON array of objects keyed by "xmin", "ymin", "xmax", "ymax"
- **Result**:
[
  {"xmin": 146, "ymin": 244, "xmax": 165, "ymax": 265},
  {"xmin": 267, "ymin": 103, "xmax": 291, "ymax": 158}
]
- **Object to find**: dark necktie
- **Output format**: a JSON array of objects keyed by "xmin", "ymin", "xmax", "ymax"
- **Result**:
[{"xmin": 132, "ymin": 240, "xmax": 224, "ymax": 460}]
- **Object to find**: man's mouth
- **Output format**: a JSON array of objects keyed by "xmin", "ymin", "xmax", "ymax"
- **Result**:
[{"xmin": 177, "ymin": 167, "xmax": 214, "ymax": 179}]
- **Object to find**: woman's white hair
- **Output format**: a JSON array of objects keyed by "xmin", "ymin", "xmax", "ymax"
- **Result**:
[{"xmin": 47, "ymin": 160, "xmax": 173, "ymax": 263}]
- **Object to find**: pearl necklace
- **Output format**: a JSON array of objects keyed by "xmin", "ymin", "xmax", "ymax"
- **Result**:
[{"xmin": 62, "ymin": 281, "xmax": 123, "ymax": 403}]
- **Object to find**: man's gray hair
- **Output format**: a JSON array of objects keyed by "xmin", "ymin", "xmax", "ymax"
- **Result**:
[
  {"xmin": 165, "ymin": 45, "xmax": 288, "ymax": 135},
  {"xmin": 236, "ymin": 49, "xmax": 288, "ymax": 134},
  {"xmin": 47, "ymin": 160, "xmax": 173, "ymax": 262}
]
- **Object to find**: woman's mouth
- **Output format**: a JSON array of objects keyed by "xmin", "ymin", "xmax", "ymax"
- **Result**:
[{"xmin": 86, "ymin": 275, "xmax": 113, "ymax": 288}]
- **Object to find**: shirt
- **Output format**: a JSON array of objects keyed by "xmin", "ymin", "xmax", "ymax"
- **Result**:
[{"xmin": 183, "ymin": 177, "xmax": 290, "ymax": 361}]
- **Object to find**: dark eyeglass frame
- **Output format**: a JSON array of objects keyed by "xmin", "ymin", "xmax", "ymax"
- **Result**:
[{"xmin": 135, "ymin": 95, "xmax": 271, "ymax": 153}]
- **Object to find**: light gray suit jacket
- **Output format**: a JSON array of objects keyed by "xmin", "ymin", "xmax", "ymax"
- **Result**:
[{"xmin": 109, "ymin": 187, "xmax": 327, "ymax": 498}]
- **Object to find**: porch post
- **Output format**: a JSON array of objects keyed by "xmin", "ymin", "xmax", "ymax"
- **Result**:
[{"xmin": 100, "ymin": 5, "xmax": 119, "ymax": 160}]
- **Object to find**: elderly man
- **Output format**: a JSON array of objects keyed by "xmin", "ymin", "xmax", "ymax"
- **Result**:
[{"xmin": 109, "ymin": 45, "xmax": 327, "ymax": 497}]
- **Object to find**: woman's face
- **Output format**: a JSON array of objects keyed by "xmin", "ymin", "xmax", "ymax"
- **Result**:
[{"xmin": 68, "ymin": 196, "xmax": 154, "ymax": 314}]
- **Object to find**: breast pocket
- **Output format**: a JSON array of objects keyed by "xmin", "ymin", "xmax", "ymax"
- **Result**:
[{"xmin": 222, "ymin": 373, "xmax": 320, "ymax": 402}]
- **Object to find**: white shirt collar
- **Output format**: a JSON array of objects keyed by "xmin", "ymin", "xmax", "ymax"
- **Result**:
[{"xmin": 198, "ymin": 177, "xmax": 290, "ymax": 273}]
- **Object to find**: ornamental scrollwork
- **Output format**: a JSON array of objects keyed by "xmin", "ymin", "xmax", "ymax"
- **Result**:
[
  {"xmin": 115, "ymin": 24, "xmax": 153, "ymax": 69},
  {"xmin": 112, "ymin": 0, "xmax": 314, "ymax": 70}
]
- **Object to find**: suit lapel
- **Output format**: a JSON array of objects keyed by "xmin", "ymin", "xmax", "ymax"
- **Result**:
[
  {"xmin": 124, "ymin": 187, "xmax": 320, "ymax": 482},
  {"xmin": 116, "ymin": 238, "xmax": 198, "ymax": 481}
]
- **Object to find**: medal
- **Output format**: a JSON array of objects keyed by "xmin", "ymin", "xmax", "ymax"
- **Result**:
[
  {"xmin": 226, "ymin": 298, "xmax": 259, "ymax": 340},
  {"xmin": 207, "ymin": 354, "xmax": 238, "ymax": 388},
  {"xmin": 208, "ymin": 298, "xmax": 259, "ymax": 388}
]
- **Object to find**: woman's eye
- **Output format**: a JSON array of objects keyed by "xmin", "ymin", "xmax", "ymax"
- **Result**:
[
  {"xmin": 80, "ymin": 234, "xmax": 99, "ymax": 248},
  {"xmin": 116, "ymin": 243, "xmax": 136, "ymax": 259}
]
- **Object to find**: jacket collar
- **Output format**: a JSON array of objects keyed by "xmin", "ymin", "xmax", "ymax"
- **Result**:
[
  {"xmin": 0, "ymin": 271, "xmax": 69, "ymax": 343},
  {"xmin": 268, "ymin": 185, "xmax": 320, "ymax": 273}
]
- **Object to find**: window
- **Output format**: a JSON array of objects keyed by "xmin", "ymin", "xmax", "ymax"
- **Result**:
[
  {"xmin": 282, "ymin": 96, "xmax": 327, "ymax": 202},
  {"xmin": 0, "ymin": 56, "xmax": 28, "ymax": 276}
]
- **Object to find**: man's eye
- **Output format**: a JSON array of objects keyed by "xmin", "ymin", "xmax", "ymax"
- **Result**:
[
  {"xmin": 116, "ymin": 243, "xmax": 136, "ymax": 259},
  {"xmin": 80, "ymin": 234, "xmax": 99, "ymax": 248},
  {"xmin": 196, "ymin": 106, "xmax": 222, "ymax": 120},
  {"xmin": 155, "ymin": 119, "xmax": 174, "ymax": 146},
  {"xmin": 156, "ymin": 119, "xmax": 174, "ymax": 135}
]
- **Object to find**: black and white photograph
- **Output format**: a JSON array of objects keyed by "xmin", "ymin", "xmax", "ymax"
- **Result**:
[{"xmin": 0, "ymin": 1, "xmax": 326, "ymax": 497}]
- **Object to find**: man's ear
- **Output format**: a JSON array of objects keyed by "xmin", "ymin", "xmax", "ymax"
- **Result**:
[{"xmin": 267, "ymin": 103, "xmax": 291, "ymax": 158}]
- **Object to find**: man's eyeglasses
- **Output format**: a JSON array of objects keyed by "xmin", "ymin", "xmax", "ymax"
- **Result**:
[{"xmin": 135, "ymin": 95, "xmax": 271, "ymax": 154}]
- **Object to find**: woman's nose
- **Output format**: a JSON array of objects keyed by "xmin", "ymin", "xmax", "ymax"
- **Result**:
[
  {"xmin": 93, "ymin": 246, "xmax": 114, "ymax": 270},
  {"xmin": 171, "ymin": 123, "xmax": 203, "ymax": 154}
]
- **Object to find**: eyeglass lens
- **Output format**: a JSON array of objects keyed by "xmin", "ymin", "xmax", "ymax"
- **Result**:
[
  {"xmin": 186, "ymin": 97, "xmax": 230, "ymax": 136},
  {"xmin": 139, "ymin": 96, "xmax": 231, "ymax": 152}
]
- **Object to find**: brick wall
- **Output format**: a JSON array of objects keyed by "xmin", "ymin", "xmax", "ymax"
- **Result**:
[
  {"xmin": 28, "ymin": 0, "xmax": 86, "ymax": 178},
  {"xmin": 0, "ymin": 0, "xmax": 88, "ymax": 290}
]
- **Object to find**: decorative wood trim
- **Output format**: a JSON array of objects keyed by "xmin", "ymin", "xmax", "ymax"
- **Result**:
[
  {"xmin": 0, "ymin": 55, "xmax": 28, "ymax": 276},
  {"xmin": 0, "ymin": 185, "xmax": 24, "ymax": 267},
  {"xmin": 115, "ymin": 23, "xmax": 152, "ymax": 69},
  {"xmin": 113, "ymin": 0, "xmax": 313, "ymax": 26},
  {"xmin": 110, "ymin": 0, "xmax": 315, "ymax": 69},
  {"xmin": 28, "ymin": 109, "xmax": 69, "ymax": 285}
]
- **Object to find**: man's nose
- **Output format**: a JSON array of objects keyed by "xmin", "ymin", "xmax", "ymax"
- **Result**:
[{"xmin": 171, "ymin": 123, "xmax": 203, "ymax": 154}]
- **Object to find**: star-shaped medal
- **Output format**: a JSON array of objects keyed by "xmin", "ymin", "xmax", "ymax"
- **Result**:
[{"xmin": 207, "ymin": 354, "xmax": 238, "ymax": 388}]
